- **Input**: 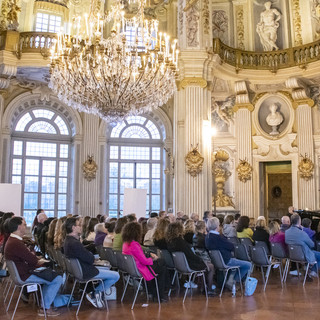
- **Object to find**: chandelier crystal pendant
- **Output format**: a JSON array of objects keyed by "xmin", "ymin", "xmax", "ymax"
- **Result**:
[{"xmin": 49, "ymin": 0, "xmax": 179, "ymax": 123}]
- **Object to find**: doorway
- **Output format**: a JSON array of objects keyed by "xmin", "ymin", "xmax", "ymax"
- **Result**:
[{"xmin": 263, "ymin": 161, "xmax": 292, "ymax": 221}]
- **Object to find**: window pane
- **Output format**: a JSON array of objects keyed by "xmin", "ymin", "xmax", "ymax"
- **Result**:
[
  {"xmin": 26, "ymin": 142, "xmax": 57, "ymax": 157},
  {"xmin": 42, "ymin": 177, "xmax": 55, "ymax": 192},
  {"xmin": 121, "ymin": 126, "xmax": 149, "ymax": 139},
  {"xmin": 24, "ymin": 193, "xmax": 38, "ymax": 209},
  {"xmin": 152, "ymin": 148, "xmax": 161, "ymax": 160},
  {"xmin": 25, "ymin": 159, "xmax": 39, "ymax": 175},
  {"xmin": 55, "ymin": 116, "xmax": 69, "ymax": 135},
  {"xmin": 58, "ymin": 194, "xmax": 66, "ymax": 209},
  {"xmin": 12, "ymin": 159, "xmax": 22, "ymax": 175},
  {"xmin": 152, "ymin": 164, "xmax": 160, "ymax": 178},
  {"xmin": 111, "ymin": 122, "xmax": 126, "ymax": 137},
  {"xmin": 58, "ymin": 178, "xmax": 67, "ymax": 193},
  {"xmin": 58, "ymin": 211, "xmax": 66, "ymax": 218},
  {"xmin": 146, "ymin": 121, "xmax": 160, "ymax": 139},
  {"xmin": 25, "ymin": 176, "xmax": 39, "ymax": 192},
  {"xmin": 59, "ymin": 161, "xmax": 68, "ymax": 177},
  {"xmin": 136, "ymin": 179, "xmax": 149, "ymax": 193},
  {"xmin": 152, "ymin": 179, "xmax": 160, "ymax": 194},
  {"xmin": 136, "ymin": 163, "xmax": 149, "ymax": 178},
  {"xmin": 60, "ymin": 144, "xmax": 69, "ymax": 158},
  {"xmin": 126, "ymin": 116, "xmax": 146, "ymax": 125},
  {"xmin": 109, "ymin": 195, "xmax": 118, "ymax": 209},
  {"xmin": 28, "ymin": 121, "xmax": 57, "ymax": 134},
  {"xmin": 151, "ymin": 195, "xmax": 160, "ymax": 210},
  {"xmin": 42, "ymin": 160, "xmax": 56, "ymax": 176},
  {"xmin": 41, "ymin": 194, "xmax": 55, "ymax": 210},
  {"xmin": 120, "ymin": 195, "xmax": 124, "ymax": 210},
  {"xmin": 109, "ymin": 178, "xmax": 118, "ymax": 193},
  {"xmin": 46, "ymin": 211, "xmax": 54, "ymax": 218},
  {"xmin": 33, "ymin": 109, "xmax": 54, "ymax": 119},
  {"xmin": 13, "ymin": 141, "xmax": 23, "ymax": 155},
  {"xmin": 120, "ymin": 179, "xmax": 134, "ymax": 193},
  {"xmin": 120, "ymin": 163, "xmax": 134, "ymax": 178},
  {"xmin": 108, "ymin": 211, "xmax": 118, "ymax": 217},
  {"xmin": 24, "ymin": 211, "xmax": 36, "ymax": 226},
  {"xmin": 110, "ymin": 146, "xmax": 118, "ymax": 159},
  {"xmin": 109, "ymin": 162, "xmax": 118, "ymax": 177},
  {"xmin": 146, "ymin": 195, "xmax": 149, "ymax": 210},
  {"xmin": 121, "ymin": 146, "xmax": 150, "ymax": 160},
  {"xmin": 12, "ymin": 175, "xmax": 21, "ymax": 184},
  {"xmin": 15, "ymin": 113, "xmax": 32, "ymax": 131}
]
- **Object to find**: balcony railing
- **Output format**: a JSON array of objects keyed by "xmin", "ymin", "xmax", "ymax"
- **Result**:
[{"xmin": 212, "ymin": 38, "xmax": 320, "ymax": 73}]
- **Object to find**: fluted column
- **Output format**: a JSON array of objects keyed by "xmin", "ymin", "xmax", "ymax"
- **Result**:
[
  {"xmin": 235, "ymin": 107, "xmax": 253, "ymax": 217},
  {"xmin": 80, "ymin": 114, "xmax": 101, "ymax": 217},
  {"xmin": 0, "ymin": 94, "xmax": 4, "ymax": 182},
  {"xmin": 296, "ymin": 103, "xmax": 316, "ymax": 209},
  {"xmin": 174, "ymin": 84, "xmax": 212, "ymax": 217}
]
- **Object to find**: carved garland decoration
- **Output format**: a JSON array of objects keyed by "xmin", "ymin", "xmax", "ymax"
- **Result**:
[
  {"xmin": 236, "ymin": 159, "xmax": 253, "ymax": 183},
  {"xmin": 293, "ymin": 0, "xmax": 303, "ymax": 46},
  {"xmin": 185, "ymin": 145, "xmax": 204, "ymax": 177},
  {"xmin": 298, "ymin": 154, "xmax": 314, "ymax": 181},
  {"xmin": 236, "ymin": 6, "xmax": 245, "ymax": 50},
  {"xmin": 202, "ymin": 0, "xmax": 209, "ymax": 35},
  {"xmin": 82, "ymin": 155, "xmax": 98, "ymax": 182}
]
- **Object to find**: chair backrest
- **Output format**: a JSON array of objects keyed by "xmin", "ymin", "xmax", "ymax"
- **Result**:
[
  {"xmin": 69, "ymin": 258, "xmax": 84, "ymax": 280},
  {"xmin": 115, "ymin": 251, "xmax": 126, "ymax": 272},
  {"xmin": 288, "ymin": 244, "xmax": 307, "ymax": 263},
  {"xmin": 171, "ymin": 251, "xmax": 193, "ymax": 273},
  {"xmin": 159, "ymin": 249, "xmax": 175, "ymax": 269},
  {"xmin": 271, "ymin": 242, "xmax": 287, "ymax": 259},
  {"xmin": 55, "ymin": 249, "xmax": 66, "ymax": 272},
  {"xmin": 239, "ymin": 238, "xmax": 253, "ymax": 249},
  {"xmin": 208, "ymin": 250, "xmax": 228, "ymax": 270},
  {"xmin": 122, "ymin": 254, "xmax": 142, "ymax": 278},
  {"xmin": 234, "ymin": 244, "xmax": 251, "ymax": 261},
  {"xmin": 255, "ymin": 240, "xmax": 270, "ymax": 255},
  {"xmin": 250, "ymin": 246, "xmax": 270, "ymax": 266},
  {"xmin": 100, "ymin": 247, "xmax": 118, "ymax": 268},
  {"xmin": 6, "ymin": 260, "xmax": 24, "ymax": 286},
  {"xmin": 227, "ymin": 237, "xmax": 240, "ymax": 246}
]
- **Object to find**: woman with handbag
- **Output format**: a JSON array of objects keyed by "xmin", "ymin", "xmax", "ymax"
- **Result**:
[{"xmin": 122, "ymin": 222, "xmax": 167, "ymax": 302}]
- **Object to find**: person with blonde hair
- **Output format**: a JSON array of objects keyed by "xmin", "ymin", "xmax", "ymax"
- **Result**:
[
  {"xmin": 269, "ymin": 220, "xmax": 286, "ymax": 250},
  {"xmin": 153, "ymin": 218, "xmax": 170, "ymax": 249},
  {"xmin": 54, "ymin": 216, "xmax": 67, "ymax": 250},
  {"xmin": 253, "ymin": 216, "xmax": 270, "ymax": 249},
  {"xmin": 184, "ymin": 219, "xmax": 195, "ymax": 244}
]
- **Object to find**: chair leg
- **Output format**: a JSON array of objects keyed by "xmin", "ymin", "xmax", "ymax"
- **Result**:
[
  {"xmin": 131, "ymin": 278, "xmax": 143, "ymax": 310},
  {"xmin": 37, "ymin": 284, "xmax": 47, "ymax": 320},
  {"xmin": 201, "ymin": 272, "xmax": 208, "ymax": 299},
  {"xmin": 260, "ymin": 266, "xmax": 265, "ymax": 284},
  {"xmin": 6, "ymin": 285, "xmax": 16, "ymax": 312},
  {"xmin": 263, "ymin": 266, "xmax": 272, "ymax": 291},
  {"xmin": 10, "ymin": 287, "xmax": 23, "ymax": 320},
  {"xmin": 296, "ymin": 263, "xmax": 300, "ymax": 279},
  {"xmin": 100, "ymin": 279, "xmax": 108, "ymax": 312},
  {"xmin": 219, "ymin": 269, "xmax": 229, "ymax": 298},
  {"xmin": 143, "ymin": 279, "xmax": 149, "ymax": 303},
  {"xmin": 237, "ymin": 268, "xmax": 243, "ymax": 296},
  {"xmin": 183, "ymin": 274, "xmax": 192, "ymax": 304},
  {"xmin": 303, "ymin": 263, "xmax": 310, "ymax": 286},
  {"xmin": 121, "ymin": 275, "xmax": 131, "ymax": 302},
  {"xmin": 278, "ymin": 263, "xmax": 283, "ymax": 287},
  {"xmin": 154, "ymin": 278, "xmax": 161, "ymax": 306},
  {"xmin": 4, "ymin": 280, "xmax": 13, "ymax": 305},
  {"xmin": 76, "ymin": 281, "xmax": 88, "ymax": 316},
  {"xmin": 283, "ymin": 260, "xmax": 290, "ymax": 283},
  {"xmin": 168, "ymin": 270, "xmax": 177, "ymax": 297},
  {"xmin": 67, "ymin": 280, "xmax": 77, "ymax": 307}
]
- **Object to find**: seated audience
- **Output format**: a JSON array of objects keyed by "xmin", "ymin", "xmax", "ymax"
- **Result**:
[
  {"xmin": 103, "ymin": 222, "xmax": 116, "ymax": 248},
  {"xmin": 5, "ymin": 217, "xmax": 62, "ymax": 316},
  {"xmin": 190, "ymin": 213, "xmax": 199, "ymax": 223},
  {"xmin": 54, "ymin": 216, "xmax": 67, "ymax": 251},
  {"xmin": 203, "ymin": 211, "xmax": 213, "ymax": 223},
  {"xmin": 35, "ymin": 212, "xmax": 48, "ymax": 241},
  {"xmin": 143, "ymin": 217, "xmax": 158, "ymax": 246},
  {"xmin": 302, "ymin": 218, "xmax": 315, "ymax": 240},
  {"xmin": 183, "ymin": 219, "xmax": 195, "ymax": 245},
  {"xmin": 94, "ymin": 223, "xmax": 108, "ymax": 247},
  {"xmin": 252, "ymin": 216, "xmax": 270, "ymax": 249},
  {"xmin": 159, "ymin": 211, "xmax": 167, "ymax": 219},
  {"xmin": 46, "ymin": 218, "xmax": 58, "ymax": 248},
  {"xmin": 0, "ymin": 211, "xmax": 14, "ymax": 246},
  {"xmin": 285, "ymin": 214, "xmax": 320, "ymax": 278},
  {"xmin": 236, "ymin": 216, "xmax": 253, "ymax": 242},
  {"xmin": 222, "ymin": 215, "xmax": 237, "ymax": 238},
  {"xmin": 84, "ymin": 217, "xmax": 99, "ymax": 243},
  {"xmin": 150, "ymin": 212, "xmax": 159, "ymax": 218},
  {"xmin": 205, "ymin": 217, "xmax": 251, "ymax": 288},
  {"xmin": 153, "ymin": 218, "xmax": 170, "ymax": 249},
  {"xmin": 64, "ymin": 217, "xmax": 119, "ymax": 308},
  {"xmin": 269, "ymin": 220, "xmax": 286, "ymax": 250},
  {"xmin": 113, "ymin": 217, "xmax": 128, "ymax": 251},
  {"xmin": 81, "ymin": 216, "xmax": 91, "ymax": 241},
  {"xmin": 280, "ymin": 216, "xmax": 291, "ymax": 233},
  {"xmin": 31, "ymin": 208, "xmax": 44, "ymax": 234},
  {"xmin": 122, "ymin": 221, "xmax": 167, "ymax": 302}
]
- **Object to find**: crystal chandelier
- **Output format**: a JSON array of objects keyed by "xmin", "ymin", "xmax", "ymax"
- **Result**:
[{"xmin": 49, "ymin": 0, "xmax": 178, "ymax": 123}]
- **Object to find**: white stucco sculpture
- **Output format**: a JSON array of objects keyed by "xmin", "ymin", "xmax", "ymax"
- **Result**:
[
  {"xmin": 256, "ymin": 1, "xmax": 281, "ymax": 51},
  {"xmin": 266, "ymin": 103, "xmax": 283, "ymax": 135}
]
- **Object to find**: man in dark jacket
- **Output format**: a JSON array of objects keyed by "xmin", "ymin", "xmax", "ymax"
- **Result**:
[
  {"xmin": 63, "ymin": 217, "xmax": 119, "ymax": 308},
  {"xmin": 205, "ymin": 217, "xmax": 251, "ymax": 288}
]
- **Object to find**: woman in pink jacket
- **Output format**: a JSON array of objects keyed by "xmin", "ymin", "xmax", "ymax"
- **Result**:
[{"xmin": 122, "ymin": 222, "xmax": 167, "ymax": 302}]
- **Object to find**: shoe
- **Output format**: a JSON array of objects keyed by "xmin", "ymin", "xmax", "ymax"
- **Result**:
[
  {"xmin": 308, "ymin": 271, "xmax": 318, "ymax": 278},
  {"xmin": 95, "ymin": 291, "xmax": 105, "ymax": 309},
  {"xmin": 207, "ymin": 290, "xmax": 218, "ymax": 297},
  {"xmin": 184, "ymin": 281, "xmax": 198, "ymax": 289},
  {"xmin": 38, "ymin": 308, "xmax": 60, "ymax": 317},
  {"xmin": 86, "ymin": 292, "xmax": 98, "ymax": 308},
  {"xmin": 273, "ymin": 264, "xmax": 280, "ymax": 269},
  {"xmin": 211, "ymin": 284, "xmax": 216, "ymax": 290},
  {"xmin": 289, "ymin": 270, "xmax": 302, "ymax": 276}
]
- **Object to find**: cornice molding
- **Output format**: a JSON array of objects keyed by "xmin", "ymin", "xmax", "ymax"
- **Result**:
[
  {"xmin": 179, "ymin": 77, "xmax": 207, "ymax": 89},
  {"xmin": 233, "ymin": 103, "xmax": 254, "ymax": 112}
]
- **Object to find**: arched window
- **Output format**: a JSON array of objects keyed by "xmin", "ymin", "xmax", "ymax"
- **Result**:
[
  {"xmin": 10, "ymin": 108, "xmax": 72, "ymax": 226},
  {"xmin": 107, "ymin": 115, "xmax": 164, "ymax": 217}
]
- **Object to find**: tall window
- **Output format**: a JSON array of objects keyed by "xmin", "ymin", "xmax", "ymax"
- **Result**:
[
  {"xmin": 10, "ymin": 108, "xmax": 72, "ymax": 226},
  {"xmin": 107, "ymin": 116, "xmax": 163, "ymax": 217},
  {"xmin": 35, "ymin": 12, "xmax": 62, "ymax": 33}
]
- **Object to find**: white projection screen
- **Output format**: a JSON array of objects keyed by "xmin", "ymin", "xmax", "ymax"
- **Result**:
[
  {"xmin": 0, "ymin": 184, "xmax": 22, "ymax": 216},
  {"xmin": 123, "ymin": 188, "xmax": 147, "ymax": 220}
]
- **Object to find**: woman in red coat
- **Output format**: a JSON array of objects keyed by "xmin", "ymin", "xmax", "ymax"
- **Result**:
[{"xmin": 122, "ymin": 221, "xmax": 167, "ymax": 301}]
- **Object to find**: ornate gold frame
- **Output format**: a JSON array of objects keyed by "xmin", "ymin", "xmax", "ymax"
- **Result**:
[
  {"xmin": 185, "ymin": 145, "xmax": 204, "ymax": 177},
  {"xmin": 82, "ymin": 155, "xmax": 98, "ymax": 182},
  {"xmin": 236, "ymin": 159, "xmax": 253, "ymax": 183},
  {"xmin": 298, "ymin": 154, "xmax": 314, "ymax": 181}
]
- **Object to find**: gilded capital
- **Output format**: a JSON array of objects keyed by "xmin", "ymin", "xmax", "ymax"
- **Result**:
[
  {"xmin": 293, "ymin": 98, "xmax": 315, "ymax": 109},
  {"xmin": 232, "ymin": 103, "xmax": 254, "ymax": 113},
  {"xmin": 180, "ymin": 77, "xmax": 207, "ymax": 89}
]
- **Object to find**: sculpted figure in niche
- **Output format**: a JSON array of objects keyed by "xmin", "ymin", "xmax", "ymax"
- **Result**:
[
  {"xmin": 256, "ymin": 1, "xmax": 281, "ymax": 51},
  {"xmin": 266, "ymin": 103, "xmax": 283, "ymax": 135}
]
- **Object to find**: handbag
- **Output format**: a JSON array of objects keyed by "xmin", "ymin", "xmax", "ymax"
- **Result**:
[
  {"xmin": 105, "ymin": 286, "xmax": 117, "ymax": 300},
  {"xmin": 32, "ymin": 267, "xmax": 59, "ymax": 282},
  {"xmin": 244, "ymin": 277, "xmax": 258, "ymax": 296}
]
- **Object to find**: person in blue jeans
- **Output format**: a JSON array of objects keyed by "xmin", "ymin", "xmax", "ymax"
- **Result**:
[
  {"xmin": 205, "ymin": 217, "xmax": 252, "ymax": 289},
  {"xmin": 63, "ymin": 217, "xmax": 120, "ymax": 308}
]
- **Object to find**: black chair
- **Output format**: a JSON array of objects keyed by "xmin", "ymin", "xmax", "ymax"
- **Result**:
[
  {"xmin": 234, "ymin": 244, "xmax": 252, "ymax": 264},
  {"xmin": 120, "ymin": 254, "xmax": 160, "ymax": 309},
  {"xmin": 6, "ymin": 260, "xmax": 46, "ymax": 320},
  {"xmin": 270, "ymin": 243, "xmax": 289, "ymax": 283},
  {"xmin": 239, "ymin": 238, "xmax": 254, "ymax": 251},
  {"xmin": 171, "ymin": 251, "xmax": 208, "ymax": 303},
  {"xmin": 227, "ymin": 237, "xmax": 240, "ymax": 246},
  {"xmin": 250, "ymin": 246, "xmax": 281, "ymax": 291},
  {"xmin": 100, "ymin": 247, "xmax": 118, "ymax": 270},
  {"xmin": 159, "ymin": 249, "xmax": 179, "ymax": 296},
  {"xmin": 255, "ymin": 240, "xmax": 271, "ymax": 256},
  {"xmin": 287, "ymin": 244, "xmax": 319, "ymax": 286},
  {"xmin": 209, "ymin": 250, "xmax": 243, "ymax": 297},
  {"xmin": 64, "ymin": 257, "xmax": 108, "ymax": 315}
]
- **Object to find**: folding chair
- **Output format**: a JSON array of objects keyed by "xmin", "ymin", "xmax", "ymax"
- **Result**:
[
  {"xmin": 270, "ymin": 242, "xmax": 289, "ymax": 283},
  {"xmin": 159, "ymin": 249, "xmax": 179, "ymax": 296}
]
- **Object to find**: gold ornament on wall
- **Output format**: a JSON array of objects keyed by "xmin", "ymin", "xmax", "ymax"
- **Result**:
[
  {"xmin": 185, "ymin": 144, "xmax": 204, "ymax": 177},
  {"xmin": 164, "ymin": 147, "xmax": 174, "ymax": 176},
  {"xmin": 82, "ymin": 155, "xmax": 98, "ymax": 182},
  {"xmin": 236, "ymin": 159, "xmax": 253, "ymax": 182},
  {"xmin": 298, "ymin": 154, "xmax": 314, "ymax": 181}
]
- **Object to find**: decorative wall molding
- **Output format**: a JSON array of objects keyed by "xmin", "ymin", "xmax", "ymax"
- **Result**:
[
  {"xmin": 34, "ymin": 1, "xmax": 69, "ymax": 20},
  {"xmin": 82, "ymin": 155, "xmax": 98, "ymax": 182},
  {"xmin": 235, "ymin": 5, "xmax": 245, "ymax": 50},
  {"xmin": 292, "ymin": 0, "xmax": 303, "ymax": 46},
  {"xmin": 180, "ymin": 77, "xmax": 207, "ymax": 89},
  {"xmin": 185, "ymin": 145, "xmax": 204, "ymax": 177},
  {"xmin": 202, "ymin": 0, "xmax": 209, "ymax": 35}
]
